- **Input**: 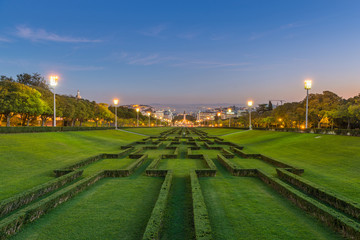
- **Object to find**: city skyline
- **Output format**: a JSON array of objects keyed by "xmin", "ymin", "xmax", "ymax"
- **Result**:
[{"xmin": 1, "ymin": 0, "xmax": 359, "ymax": 105}]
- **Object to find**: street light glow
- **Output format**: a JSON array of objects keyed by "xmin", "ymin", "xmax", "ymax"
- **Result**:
[
  {"xmin": 247, "ymin": 100, "xmax": 253, "ymax": 107},
  {"xmin": 228, "ymin": 108, "xmax": 231, "ymax": 113},
  {"xmin": 217, "ymin": 112, "xmax": 221, "ymax": 116},
  {"xmin": 136, "ymin": 108, "xmax": 140, "ymax": 112},
  {"xmin": 147, "ymin": 112, "xmax": 151, "ymax": 116},
  {"xmin": 113, "ymin": 99, "xmax": 119, "ymax": 105},
  {"xmin": 304, "ymin": 79, "xmax": 312, "ymax": 90},
  {"xmin": 49, "ymin": 75, "xmax": 58, "ymax": 87}
]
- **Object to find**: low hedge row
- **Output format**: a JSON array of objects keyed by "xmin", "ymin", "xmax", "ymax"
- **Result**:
[
  {"xmin": 257, "ymin": 170, "xmax": 360, "ymax": 239},
  {"xmin": 0, "ymin": 171, "xmax": 104, "ymax": 239},
  {"xmin": 54, "ymin": 148, "xmax": 133, "ymax": 175},
  {"xmin": 190, "ymin": 170, "xmax": 213, "ymax": 240},
  {"xmin": 103, "ymin": 154, "xmax": 147, "ymax": 177},
  {"xmin": 230, "ymin": 147, "xmax": 304, "ymax": 175},
  {"xmin": 203, "ymin": 155, "xmax": 216, "ymax": 170},
  {"xmin": 277, "ymin": 168, "xmax": 360, "ymax": 221},
  {"xmin": 0, "ymin": 170, "xmax": 83, "ymax": 218},
  {"xmin": 142, "ymin": 171, "xmax": 173, "ymax": 240},
  {"xmin": 221, "ymin": 148, "xmax": 234, "ymax": 158},
  {"xmin": 129, "ymin": 148, "xmax": 144, "ymax": 158},
  {"xmin": 0, "ymin": 126, "xmax": 114, "ymax": 134},
  {"xmin": 195, "ymin": 154, "xmax": 217, "ymax": 177},
  {"xmin": 217, "ymin": 154, "xmax": 257, "ymax": 176}
]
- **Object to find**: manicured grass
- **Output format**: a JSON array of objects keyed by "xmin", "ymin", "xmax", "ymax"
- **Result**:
[
  {"xmin": 0, "ymin": 130, "xmax": 143, "ymax": 200},
  {"xmin": 200, "ymin": 159, "xmax": 343, "ymax": 240},
  {"xmin": 122, "ymin": 127, "xmax": 172, "ymax": 135},
  {"xmin": 223, "ymin": 130, "xmax": 360, "ymax": 202},
  {"xmin": 158, "ymin": 158, "xmax": 207, "ymax": 173},
  {"xmin": 11, "ymin": 176, "xmax": 163, "ymax": 240},
  {"xmin": 80, "ymin": 157, "xmax": 136, "ymax": 177},
  {"xmin": 199, "ymin": 127, "xmax": 245, "ymax": 136}
]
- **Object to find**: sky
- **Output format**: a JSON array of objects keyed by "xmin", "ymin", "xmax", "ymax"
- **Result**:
[{"xmin": 0, "ymin": 0, "xmax": 360, "ymax": 106}]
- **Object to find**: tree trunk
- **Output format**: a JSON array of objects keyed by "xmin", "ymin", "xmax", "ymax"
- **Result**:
[
  {"xmin": 27, "ymin": 119, "xmax": 30, "ymax": 126},
  {"xmin": 347, "ymin": 118, "xmax": 351, "ymax": 130},
  {"xmin": 95, "ymin": 121, "xmax": 98, "ymax": 127},
  {"xmin": 80, "ymin": 121, "xmax": 83, "ymax": 127},
  {"xmin": 6, "ymin": 114, "xmax": 11, "ymax": 127},
  {"xmin": 71, "ymin": 119, "xmax": 75, "ymax": 127}
]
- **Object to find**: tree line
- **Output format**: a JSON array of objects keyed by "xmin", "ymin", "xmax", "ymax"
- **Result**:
[
  {"xmin": 221, "ymin": 91, "xmax": 360, "ymax": 129},
  {"xmin": 0, "ymin": 73, "xmax": 148, "ymax": 127}
]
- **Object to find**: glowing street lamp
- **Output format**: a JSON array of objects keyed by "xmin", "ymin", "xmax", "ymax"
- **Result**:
[
  {"xmin": 217, "ymin": 112, "xmax": 221, "ymax": 126},
  {"xmin": 227, "ymin": 108, "xmax": 232, "ymax": 127},
  {"xmin": 304, "ymin": 79, "xmax": 312, "ymax": 129},
  {"xmin": 147, "ymin": 112, "xmax": 151, "ymax": 127},
  {"xmin": 136, "ymin": 108, "xmax": 140, "ymax": 127},
  {"xmin": 113, "ymin": 98, "xmax": 119, "ymax": 129},
  {"xmin": 248, "ymin": 100, "xmax": 253, "ymax": 130},
  {"xmin": 49, "ymin": 75, "xmax": 58, "ymax": 127}
]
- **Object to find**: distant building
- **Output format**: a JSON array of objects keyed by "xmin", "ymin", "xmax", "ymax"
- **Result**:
[{"xmin": 76, "ymin": 90, "xmax": 81, "ymax": 99}]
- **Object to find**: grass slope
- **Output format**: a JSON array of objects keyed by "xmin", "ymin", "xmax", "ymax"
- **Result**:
[
  {"xmin": 223, "ymin": 130, "xmax": 360, "ymax": 202},
  {"xmin": 200, "ymin": 158, "xmax": 343, "ymax": 240},
  {"xmin": 0, "ymin": 130, "xmax": 143, "ymax": 200}
]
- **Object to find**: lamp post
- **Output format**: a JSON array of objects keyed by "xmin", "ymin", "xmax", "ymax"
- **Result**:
[
  {"xmin": 136, "ymin": 108, "xmax": 140, "ymax": 127},
  {"xmin": 49, "ymin": 75, "xmax": 58, "ymax": 127},
  {"xmin": 148, "ymin": 112, "xmax": 151, "ymax": 127},
  {"xmin": 248, "ymin": 100, "xmax": 253, "ymax": 130},
  {"xmin": 228, "ymin": 108, "xmax": 231, "ymax": 128},
  {"xmin": 304, "ymin": 79, "xmax": 312, "ymax": 129},
  {"xmin": 217, "ymin": 112, "xmax": 221, "ymax": 127},
  {"xmin": 113, "ymin": 99, "xmax": 119, "ymax": 129}
]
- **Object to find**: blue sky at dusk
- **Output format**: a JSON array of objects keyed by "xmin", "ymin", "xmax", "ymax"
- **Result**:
[{"xmin": 0, "ymin": 0, "xmax": 359, "ymax": 105}]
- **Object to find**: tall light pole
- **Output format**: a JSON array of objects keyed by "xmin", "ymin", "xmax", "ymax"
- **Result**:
[
  {"xmin": 217, "ymin": 112, "xmax": 221, "ymax": 127},
  {"xmin": 113, "ymin": 99, "xmax": 119, "ymax": 129},
  {"xmin": 248, "ymin": 100, "xmax": 253, "ymax": 130},
  {"xmin": 49, "ymin": 75, "xmax": 58, "ymax": 127},
  {"xmin": 148, "ymin": 112, "xmax": 151, "ymax": 127},
  {"xmin": 136, "ymin": 108, "xmax": 140, "ymax": 127},
  {"xmin": 228, "ymin": 108, "xmax": 231, "ymax": 127},
  {"xmin": 304, "ymin": 79, "xmax": 312, "ymax": 129}
]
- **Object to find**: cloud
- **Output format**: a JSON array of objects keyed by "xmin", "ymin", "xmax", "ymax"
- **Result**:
[
  {"xmin": 0, "ymin": 36, "xmax": 11, "ymax": 42},
  {"xmin": 249, "ymin": 22, "xmax": 305, "ymax": 40},
  {"xmin": 128, "ymin": 54, "xmax": 161, "ymax": 65},
  {"xmin": 138, "ymin": 24, "xmax": 167, "ymax": 37},
  {"xmin": 178, "ymin": 32, "xmax": 200, "ymax": 40},
  {"xmin": 172, "ymin": 60, "xmax": 249, "ymax": 69},
  {"xmin": 15, "ymin": 26, "xmax": 102, "ymax": 43}
]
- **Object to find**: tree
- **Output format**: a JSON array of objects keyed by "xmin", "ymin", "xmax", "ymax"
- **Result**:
[
  {"xmin": 0, "ymin": 81, "xmax": 45, "ymax": 126},
  {"xmin": 16, "ymin": 73, "xmax": 49, "ymax": 89}
]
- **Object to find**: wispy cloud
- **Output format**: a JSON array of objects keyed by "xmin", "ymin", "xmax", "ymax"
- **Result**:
[
  {"xmin": 138, "ymin": 24, "xmax": 168, "ymax": 37},
  {"xmin": 172, "ymin": 60, "xmax": 249, "ymax": 69},
  {"xmin": 178, "ymin": 31, "xmax": 200, "ymax": 40},
  {"xmin": 249, "ymin": 22, "xmax": 305, "ymax": 40},
  {"xmin": 0, "ymin": 36, "xmax": 11, "ymax": 42},
  {"xmin": 15, "ymin": 25, "xmax": 102, "ymax": 43}
]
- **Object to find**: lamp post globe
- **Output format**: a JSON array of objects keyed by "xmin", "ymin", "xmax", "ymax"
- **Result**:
[
  {"xmin": 49, "ymin": 75, "xmax": 59, "ymax": 127},
  {"xmin": 136, "ymin": 108, "xmax": 140, "ymax": 127},
  {"xmin": 247, "ymin": 100, "xmax": 253, "ymax": 130},
  {"xmin": 113, "ymin": 99, "xmax": 119, "ymax": 129},
  {"xmin": 304, "ymin": 79, "xmax": 312, "ymax": 129}
]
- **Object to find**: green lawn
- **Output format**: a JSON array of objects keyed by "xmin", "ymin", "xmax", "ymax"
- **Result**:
[
  {"xmin": 200, "ymin": 159, "xmax": 343, "ymax": 240},
  {"xmin": 223, "ymin": 130, "xmax": 360, "ymax": 202},
  {"xmin": 199, "ymin": 127, "xmax": 245, "ymax": 136},
  {"xmin": 11, "ymin": 176, "xmax": 163, "ymax": 240},
  {"xmin": 122, "ymin": 127, "xmax": 172, "ymax": 135},
  {"xmin": 80, "ymin": 157, "xmax": 137, "ymax": 177},
  {"xmin": 0, "ymin": 130, "xmax": 143, "ymax": 200}
]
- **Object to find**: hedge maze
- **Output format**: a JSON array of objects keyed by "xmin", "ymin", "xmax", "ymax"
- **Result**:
[{"xmin": 1, "ymin": 127, "xmax": 359, "ymax": 239}]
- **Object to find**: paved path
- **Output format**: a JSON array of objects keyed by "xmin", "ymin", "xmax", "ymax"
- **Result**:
[
  {"xmin": 220, "ymin": 129, "xmax": 250, "ymax": 137},
  {"xmin": 116, "ymin": 129, "xmax": 149, "ymax": 136}
]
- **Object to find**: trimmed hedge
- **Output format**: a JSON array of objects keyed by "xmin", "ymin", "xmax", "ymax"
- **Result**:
[
  {"xmin": 221, "ymin": 148, "xmax": 234, "ymax": 158},
  {"xmin": 190, "ymin": 170, "xmax": 213, "ymax": 240},
  {"xmin": 0, "ymin": 170, "xmax": 83, "ymax": 218},
  {"xmin": 103, "ymin": 154, "xmax": 147, "ymax": 177},
  {"xmin": 54, "ymin": 148, "xmax": 133, "ymax": 176},
  {"xmin": 0, "ymin": 126, "xmax": 114, "ymax": 134},
  {"xmin": 277, "ymin": 168, "xmax": 360, "ymax": 221},
  {"xmin": 217, "ymin": 154, "xmax": 257, "ymax": 176},
  {"xmin": 230, "ymin": 147, "xmax": 304, "ymax": 175},
  {"xmin": 257, "ymin": 170, "xmax": 360, "ymax": 239},
  {"xmin": 0, "ymin": 171, "xmax": 104, "ymax": 239},
  {"xmin": 195, "ymin": 155, "xmax": 217, "ymax": 177},
  {"xmin": 129, "ymin": 148, "xmax": 144, "ymax": 158},
  {"xmin": 142, "ymin": 171, "xmax": 173, "ymax": 240}
]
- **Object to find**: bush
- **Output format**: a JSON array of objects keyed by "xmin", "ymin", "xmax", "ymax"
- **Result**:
[
  {"xmin": 0, "ymin": 126, "xmax": 114, "ymax": 134},
  {"xmin": 277, "ymin": 168, "xmax": 360, "ymax": 220},
  {"xmin": 0, "ymin": 170, "xmax": 83, "ymax": 218},
  {"xmin": 142, "ymin": 171, "xmax": 173, "ymax": 240},
  {"xmin": 190, "ymin": 170, "xmax": 213, "ymax": 240},
  {"xmin": 0, "ymin": 171, "xmax": 104, "ymax": 239}
]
